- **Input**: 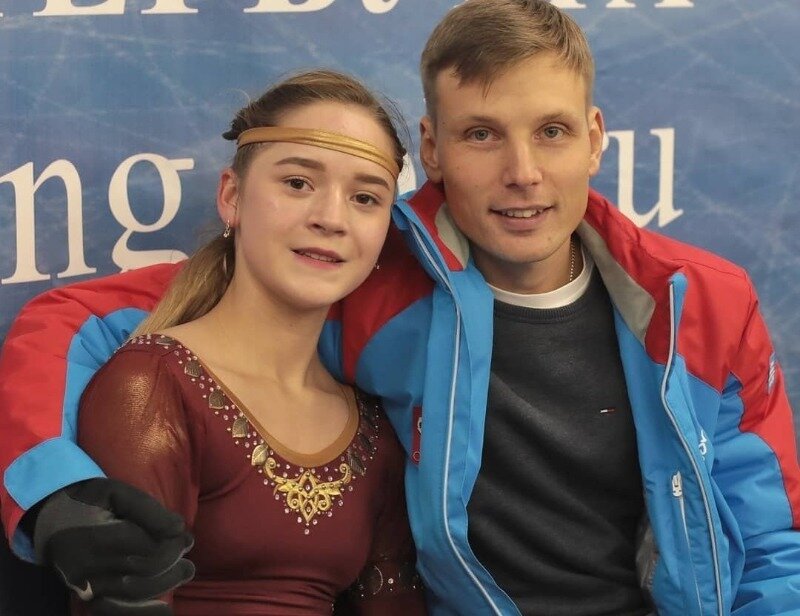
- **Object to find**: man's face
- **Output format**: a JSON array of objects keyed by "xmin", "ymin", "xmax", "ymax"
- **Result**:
[{"xmin": 420, "ymin": 53, "xmax": 604, "ymax": 293}]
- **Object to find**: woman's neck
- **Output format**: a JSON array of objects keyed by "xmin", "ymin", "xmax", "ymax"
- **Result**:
[{"xmin": 166, "ymin": 277, "xmax": 332, "ymax": 392}]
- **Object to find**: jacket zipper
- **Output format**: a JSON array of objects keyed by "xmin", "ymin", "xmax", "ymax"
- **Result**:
[
  {"xmin": 661, "ymin": 282, "xmax": 723, "ymax": 616},
  {"xmin": 409, "ymin": 225, "xmax": 504, "ymax": 616},
  {"xmin": 672, "ymin": 472, "xmax": 703, "ymax": 614}
]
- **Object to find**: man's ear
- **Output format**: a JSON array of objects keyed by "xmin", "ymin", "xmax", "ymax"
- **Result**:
[
  {"xmin": 216, "ymin": 168, "xmax": 240, "ymax": 228},
  {"xmin": 587, "ymin": 106, "xmax": 605, "ymax": 177},
  {"xmin": 419, "ymin": 116, "xmax": 443, "ymax": 184}
]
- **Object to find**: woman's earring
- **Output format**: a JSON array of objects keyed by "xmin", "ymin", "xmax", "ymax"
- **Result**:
[
  {"xmin": 374, "ymin": 262, "xmax": 381, "ymax": 270},
  {"xmin": 223, "ymin": 220, "xmax": 232, "ymax": 239}
]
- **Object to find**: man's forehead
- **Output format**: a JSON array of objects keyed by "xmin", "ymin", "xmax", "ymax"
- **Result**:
[
  {"xmin": 432, "ymin": 56, "xmax": 589, "ymax": 117},
  {"xmin": 440, "ymin": 55, "xmax": 583, "ymax": 85},
  {"xmin": 437, "ymin": 73, "xmax": 586, "ymax": 111}
]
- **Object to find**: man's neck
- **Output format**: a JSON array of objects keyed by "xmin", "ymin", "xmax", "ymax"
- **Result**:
[{"xmin": 475, "ymin": 237, "xmax": 584, "ymax": 295}]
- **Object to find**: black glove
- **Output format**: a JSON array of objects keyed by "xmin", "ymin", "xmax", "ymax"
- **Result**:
[{"xmin": 30, "ymin": 478, "xmax": 195, "ymax": 615}]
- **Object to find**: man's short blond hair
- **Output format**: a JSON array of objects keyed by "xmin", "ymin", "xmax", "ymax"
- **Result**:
[{"xmin": 420, "ymin": 0, "xmax": 595, "ymax": 120}]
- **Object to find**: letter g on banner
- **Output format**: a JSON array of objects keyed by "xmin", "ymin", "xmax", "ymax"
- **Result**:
[
  {"xmin": 109, "ymin": 154, "xmax": 192, "ymax": 270},
  {"xmin": 362, "ymin": 0, "xmax": 399, "ymax": 13}
]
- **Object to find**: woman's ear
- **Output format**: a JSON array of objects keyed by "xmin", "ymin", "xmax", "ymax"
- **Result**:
[{"xmin": 216, "ymin": 167, "xmax": 240, "ymax": 229}]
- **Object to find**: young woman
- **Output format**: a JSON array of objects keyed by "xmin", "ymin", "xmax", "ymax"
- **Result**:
[{"xmin": 74, "ymin": 70, "xmax": 426, "ymax": 615}]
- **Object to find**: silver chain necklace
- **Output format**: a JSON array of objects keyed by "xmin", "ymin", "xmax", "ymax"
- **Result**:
[{"xmin": 567, "ymin": 236, "xmax": 577, "ymax": 283}]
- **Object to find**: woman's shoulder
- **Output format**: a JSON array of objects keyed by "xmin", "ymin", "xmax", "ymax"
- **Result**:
[
  {"xmin": 119, "ymin": 333, "xmax": 186, "ymax": 355},
  {"xmin": 91, "ymin": 334, "xmax": 187, "ymax": 393},
  {"xmin": 104, "ymin": 334, "xmax": 184, "ymax": 371}
]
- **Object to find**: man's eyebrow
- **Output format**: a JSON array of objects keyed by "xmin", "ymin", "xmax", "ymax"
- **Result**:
[
  {"xmin": 455, "ymin": 114, "xmax": 498, "ymax": 125},
  {"xmin": 537, "ymin": 111, "xmax": 580, "ymax": 124},
  {"xmin": 455, "ymin": 111, "xmax": 580, "ymax": 125},
  {"xmin": 274, "ymin": 156, "xmax": 325, "ymax": 170}
]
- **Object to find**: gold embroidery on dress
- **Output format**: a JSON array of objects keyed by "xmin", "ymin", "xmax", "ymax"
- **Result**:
[
  {"xmin": 157, "ymin": 335, "xmax": 382, "ymax": 535},
  {"xmin": 183, "ymin": 360, "xmax": 202, "ymax": 378},
  {"xmin": 251, "ymin": 443, "xmax": 269, "ymax": 466},
  {"xmin": 260, "ymin": 457, "xmax": 352, "ymax": 525},
  {"xmin": 208, "ymin": 389, "xmax": 225, "ymax": 410},
  {"xmin": 347, "ymin": 449, "xmax": 366, "ymax": 477},
  {"xmin": 231, "ymin": 416, "xmax": 249, "ymax": 439}
]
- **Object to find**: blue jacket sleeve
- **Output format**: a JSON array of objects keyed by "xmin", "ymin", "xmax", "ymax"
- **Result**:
[{"xmin": 713, "ymin": 287, "xmax": 800, "ymax": 614}]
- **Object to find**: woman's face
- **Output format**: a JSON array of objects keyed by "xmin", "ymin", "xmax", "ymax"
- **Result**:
[{"xmin": 220, "ymin": 101, "xmax": 397, "ymax": 312}]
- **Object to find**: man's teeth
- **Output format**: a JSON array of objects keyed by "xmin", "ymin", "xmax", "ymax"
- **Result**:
[
  {"xmin": 298, "ymin": 251, "xmax": 338, "ymax": 262},
  {"xmin": 499, "ymin": 209, "xmax": 545, "ymax": 218}
]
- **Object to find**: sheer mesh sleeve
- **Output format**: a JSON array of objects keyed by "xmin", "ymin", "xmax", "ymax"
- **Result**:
[
  {"xmin": 76, "ymin": 346, "xmax": 201, "ymax": 608},
  {"xmin": 345, "ymin": 439, "xmax": 426, "ymax": 615}
]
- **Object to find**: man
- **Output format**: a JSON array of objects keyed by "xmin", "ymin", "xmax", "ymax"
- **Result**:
[{"xmin": 2, "ymin": 1, "xmax": 799, "ymax": 614}]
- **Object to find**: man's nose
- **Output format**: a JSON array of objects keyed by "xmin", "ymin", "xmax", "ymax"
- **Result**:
[{"xmin": 503, "ymin": 140, "xmax": 543, "ymax": 188}]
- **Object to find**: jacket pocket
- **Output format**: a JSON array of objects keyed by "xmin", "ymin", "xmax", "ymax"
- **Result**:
[{"xmin": 671, "ymin": 471, "xmax": 704, "ymax": 615}]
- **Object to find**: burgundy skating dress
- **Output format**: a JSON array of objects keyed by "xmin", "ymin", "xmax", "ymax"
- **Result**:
[{"xmin": 75, "ymin": 334, "xmax": 425, "ymax": 615}]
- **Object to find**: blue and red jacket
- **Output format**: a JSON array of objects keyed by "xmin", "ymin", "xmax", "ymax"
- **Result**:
[{"xmin": 2, "ymin": 183, "xmax": 800, "ymax": 615}]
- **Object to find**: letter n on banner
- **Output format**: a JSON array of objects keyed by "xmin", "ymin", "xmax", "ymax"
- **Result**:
[{"xmin": 1, "ymin": 162, "xmax": 96, "ymax": 284}]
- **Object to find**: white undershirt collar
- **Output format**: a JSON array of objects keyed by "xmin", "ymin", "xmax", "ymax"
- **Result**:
[{"xmin": 487, "ymin": 246, "xmax": 594, "ymax": 309}]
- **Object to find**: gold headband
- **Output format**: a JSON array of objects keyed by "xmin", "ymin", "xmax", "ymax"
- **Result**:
[{"xmin": 236, "ymin": 127, "xmax": 400, "ymax": 180}]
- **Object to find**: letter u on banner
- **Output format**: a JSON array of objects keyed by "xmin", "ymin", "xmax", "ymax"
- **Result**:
[{"xmin": 603, "ymin": 128, "xmax": 683, "ymax": 229}]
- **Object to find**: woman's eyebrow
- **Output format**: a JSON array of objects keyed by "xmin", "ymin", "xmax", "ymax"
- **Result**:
[
  {"xmin": 354, "ymin": 172, "xmax": 391, "ymax": 191},
  {"xmin": 275, "ymin": 156, "xmax": 390, "ymax": 190},
  {"xmin": 274, "ymin": 156, "xmax": 325, "ymax": 170}
]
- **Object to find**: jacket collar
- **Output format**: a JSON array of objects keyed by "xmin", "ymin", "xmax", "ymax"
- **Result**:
[{"xmin": 402, "ymin": 181, "xmax": 685, "ymax": 352}]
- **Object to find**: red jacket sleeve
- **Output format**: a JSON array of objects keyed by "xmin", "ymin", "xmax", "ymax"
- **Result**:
[{"xmin": 0, "ymin": 263, "xmax": 180, "ymax": 560}]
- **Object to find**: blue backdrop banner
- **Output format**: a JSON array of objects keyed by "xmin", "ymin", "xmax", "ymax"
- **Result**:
[{"xmin": 1, "ymin": 0, "xmax": 799, "ymax": 432}]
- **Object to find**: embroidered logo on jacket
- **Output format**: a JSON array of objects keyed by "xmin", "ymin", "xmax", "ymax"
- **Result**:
[{"xmin": 768, "ymin": 353, "xmax": 777, "ymax": 395}]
